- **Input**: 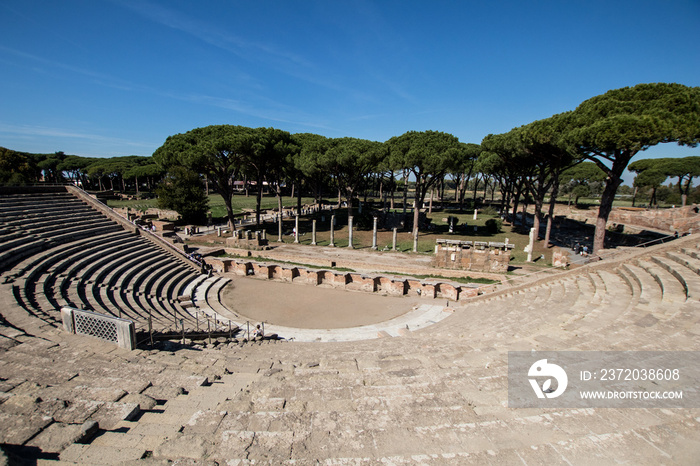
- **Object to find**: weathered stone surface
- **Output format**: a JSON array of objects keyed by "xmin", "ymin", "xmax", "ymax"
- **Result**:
[
  {"xmin": 91, "ymin": 402, "xmax": 140, "ymax": 430},
  {"xmin": 181, "ymin": 409, "xmax": 226, "ymax": 435},
  {"xmin": 25, "ymin": 421, "xmax": 83, "ymax": 453},
  {"xmin": 120, "ymin": 393, "xmax": 158, "ymax": 411},
  {"xmin": 0, "ymin": 412, "xmax": 52, "ymax": 445},
  {"xmin": 153, "ymin": 433, "xmax": 210, "ymax": 460}
]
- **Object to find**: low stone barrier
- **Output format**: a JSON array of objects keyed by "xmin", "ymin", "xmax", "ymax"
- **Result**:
[
  {"xmin": 61, "ymin": 307, "xmax": 136, "ymax": 350},
  {"xmin": 220, "ymin": 259, "xmax": 489, "ymax": 301}
]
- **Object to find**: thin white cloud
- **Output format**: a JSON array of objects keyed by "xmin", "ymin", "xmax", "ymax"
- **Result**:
[
  {"xmin": 0, "ymin": 45, "xmax": 136, "ymax": 91},
  {"xmin": 0, "ymin": 123, "xmax": 155, "ymax": 150}
]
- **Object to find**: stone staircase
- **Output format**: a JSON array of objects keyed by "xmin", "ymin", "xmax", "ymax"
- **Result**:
[{"xmin": 1, "ymin": 189, "xmax": 699, "ymax": 463}]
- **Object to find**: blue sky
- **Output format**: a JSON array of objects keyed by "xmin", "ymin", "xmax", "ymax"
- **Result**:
[{"xmin": 1, "ymin": 0, "xmax": 699, "ymax": 184}]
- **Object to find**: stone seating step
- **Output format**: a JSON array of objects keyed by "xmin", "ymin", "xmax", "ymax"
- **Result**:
[
  {"xmin": 637, "ymin": 259, "xmax": 687, "ymax": 305},
  {"xmin": 0, "ymin": 232, "xmax": 38, "ymax": 254},
  {"xmin": 621, "ymin": 263, "xmax": 663, "ymax": 309},
  {"xmin": 205, "ymin": 277, "xmax": 240, "ymax": 321},
  {"xmin": 12, "ymin": 211, "xmax": 107, "ymax": 235},
  {"xmin": 180, "ymin": 274, "xmax": 209, "ymax": 301},
  {"xmin": 89, "ymin": 245, "xmax": 160, "ymax": 289},
  {"xmin": 662, "ymin": 255, "xmax": 700, "ymax": 302},
  {"xmin": 60, "ymin": 237, "xmax": 145, "ymax": 283},
  {"xmin": 0, "ymin": 201, "xmax": 94, "ymax": 217},
  {"xmin": 25, "ymin": 217, "xmax": 118, "ymax": 241},
  {"xmin": 665, "ymin": 249, "xmax": 700, "ymax": 275},
  {"xmin": 140, "ymin": 262, "xmax": 189, "ymax": 298},
  {"xmin": 0, "ymin": 237, "xmax": 48, "ymax": 272},
  {"xmin": 130, "ymin": 257, "xmax": 174, "ymax": 293},
  {"xmin": 102, "ymin": 250, "xmax": 164, "ymax": 289},
  {"xmin": 11, "ymin": 231, "xmax": 135, "ymax": 284},
  {"xmin": 681, "ymin": 246, "xmax": 700, "ymax": 260}
]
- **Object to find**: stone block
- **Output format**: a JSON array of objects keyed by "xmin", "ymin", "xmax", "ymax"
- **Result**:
[
  {"xmin": 253, "ymin": 263, "xmax": 272, "ymax": 279},
  {"xmin": 377, "ymin": 277, "xmax": 405, "ymax": 295},
  {"xmin": 26, "ymin": 422, "xmax": 83, "ymax": 453},
  {"xmin": 154, "ymin": 433, "xmax": 210, "ymax": 460},
  {"xmin": 346, "ymin": 274, "xmax": 376, "ymax": 292},
  {"xmin": 435, "ymin": 283, "xmax": 459, "ymax": 300},
  {"xmin": 91, "ymin": 402, "xmax": 140, "ymax": 430}
]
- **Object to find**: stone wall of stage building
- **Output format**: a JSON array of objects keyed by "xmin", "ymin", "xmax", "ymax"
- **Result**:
[
  {"xmin": 563, "ymin": 204, "xmax": 700, "ymax": 235},
  {"xmin": 205, "ymin": 258, "xmax": 497, "ymax": 301},
  {"xmin": 606, "ymin": 205, "xmax": 700, "ymax": 235},
  {"xmin": 432, "ymin": 240, "xmax": 513, "ymax": 273}
]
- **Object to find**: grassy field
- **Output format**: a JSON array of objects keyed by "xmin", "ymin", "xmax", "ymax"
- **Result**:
[
  {"xmin": 187, "ymin": 205, "xmax": 556, "ymax": 266},
  {"xmin": 110, "ymin": 192, "xmax": 657, "ymax": 267},
  {"xmin": 107, "ymin": 193, "xmax": 318, "ymax": 218}
]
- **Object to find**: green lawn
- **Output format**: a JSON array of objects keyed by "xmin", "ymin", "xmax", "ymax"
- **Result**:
[{"xmin": 108, "ymin": 193, "xmax": 319, "ymax": 218}]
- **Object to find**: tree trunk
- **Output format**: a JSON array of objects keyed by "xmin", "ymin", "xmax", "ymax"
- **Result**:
[
  {"xmin": 296, "ymin": 178, "xmax": 302, "ymax": 215},
  {"xmin": 255, "ymin": 176, "xmax": 263, "ymax": 226},
  {"xmin": 389, "ymin": 172, "xmax": 395, "ymax": 210},
  {"xmin": 402, "ymin": 169, "xmax": 409, "ymax": 215},
  {"xmin": 277, "ymin": 185, "xmax": 284, "ymax": 242},
  {"xmin": 346, "ymin": 188, "xmax": 354, "ymax": 220},
  {"xmin": 543, "ymin": 181, "xmax": 559, "ymax": 247},
  {"xmin": 223, "ymin": 195, "xmax": 237, "ymax": 231},
  {"xmin": 631, "ymin": 186, "xmax": 638, "ymax": 207},
  {"xmin": 412, "ymin": 175, "xmax": 422, "ymax": 252},
  {"xmin": 593, "ymin": 176, "xmax": 623, "ymax": 255},
  {"xmin": 379, "ymin": 176, "xmax": 384, "ymax": 209}
]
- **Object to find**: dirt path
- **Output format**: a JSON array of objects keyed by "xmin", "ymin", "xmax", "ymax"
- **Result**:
[{"xmin": 220, "ymin": 275, "xmax": 425, "ymax": 329}]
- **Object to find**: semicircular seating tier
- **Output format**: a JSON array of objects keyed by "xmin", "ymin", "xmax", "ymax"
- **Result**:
[
  {"xmin": 0, "ymin": 187, "xmax": 228, "ymax": 341},
  {"xmin": 1, "ymin": 187, "xmax": 699, "ymax": 464}
]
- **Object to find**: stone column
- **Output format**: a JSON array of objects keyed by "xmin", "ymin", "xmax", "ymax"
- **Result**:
[
  {"xmin": 392, "ymin": 228, "xmax": 398, "ymax": 251},
  {"xmin": 329, "ymin": 215, "xmax": 335, "ymax": 247},
  {"xmin": 526, "ymin": 227, "xmax": 535, "ymax": 262},
  {"xmin": 473, "ymin": 209, "xmax": 478, "ymax": 220},
  {"xmin": 217, "ymin": 227, "xmax": 221, "ymax": 237},
  {"xmin": 277, "ymin": 214, "xmax": 283, "ymax": 242},
  {"xmin": 262, "ymin": 230, "xmax": 267, "ymax": 241},
  {"xmin": 372, "ymin": 217, "xmax": 378, "ymax": 250},
  {"xmin": 294, "ymin": 215, "xmax": 300, "ymax": 243},
  {"xmin": 348, "ymin": 216, "xmax": 354, "ymax": 249},
  {"xmin": 311, "ymin": 219, "xmax": 317, "ymax": 245}
]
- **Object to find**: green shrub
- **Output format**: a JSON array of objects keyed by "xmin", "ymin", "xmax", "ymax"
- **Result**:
[{"xmin": 485, "ymin": 218, "xmax": 502, "ymax": 234}]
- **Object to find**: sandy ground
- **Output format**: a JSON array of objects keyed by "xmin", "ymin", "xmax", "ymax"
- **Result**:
[{"xmin": 220, "ymin": 276, "xmax": 425, "ymax": 329}]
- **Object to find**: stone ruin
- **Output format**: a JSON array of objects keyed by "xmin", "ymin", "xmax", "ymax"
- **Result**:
[
  {"xmin": 432, "ymin": 238, "xmax": 514, "ymax": 273},
  {"xmin": 225, "ymin": 229, "xmax": 270, "ymax": 250},
  {"xmin": 206, "ymin": 258, "xmax": 494, "ymax": 300}
]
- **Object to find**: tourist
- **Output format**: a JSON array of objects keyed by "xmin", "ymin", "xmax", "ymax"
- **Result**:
[{"xmin": 254, "ymin": 324, "xmax": 264, "ymax": 340}]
